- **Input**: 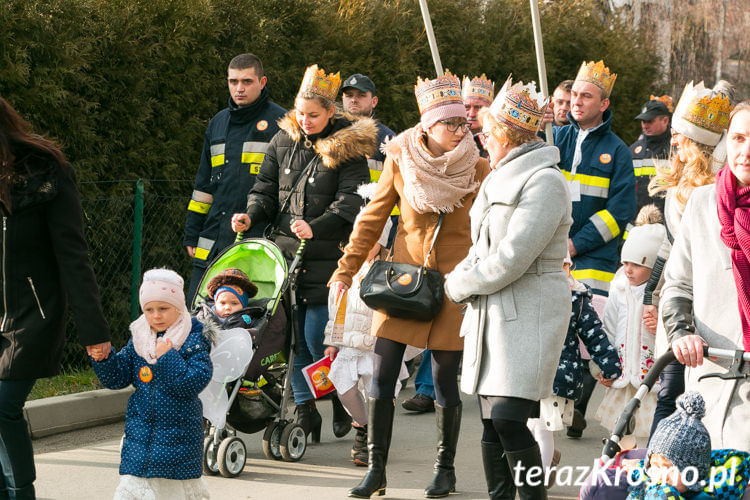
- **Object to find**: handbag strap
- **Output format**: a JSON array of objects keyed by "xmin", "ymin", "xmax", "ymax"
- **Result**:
[
  {"xmin": 422, "ymin": 213, "xmax": 444, "ymax": 267},
  {"xmin": 265, "ymin": 144, "xmax": 319, "ymax": 238}
]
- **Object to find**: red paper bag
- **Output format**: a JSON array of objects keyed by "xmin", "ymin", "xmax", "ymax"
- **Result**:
[{"xmin": 302, "ymin": 356, "xmax": 335, "ymax": 399}]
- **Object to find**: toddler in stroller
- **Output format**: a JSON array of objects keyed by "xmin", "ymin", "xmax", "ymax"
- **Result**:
[{"xmin": 580, "ymin": 391, "xmax": 750, "ymax": 499}]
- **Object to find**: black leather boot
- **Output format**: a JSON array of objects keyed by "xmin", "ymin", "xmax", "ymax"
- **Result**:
[
  {"xmin": 424, "ymin": 404, "xmax": 462, "ymax": 498},
  {"xmin": 348, "ymin": 398, "xmax": 395, "ymax": 498},
  {"xmin": 295, "ymin": 399, "xmax": 322, "ymax": 443},
  {"xmin": 481, "ymin": 441, "xmax": 516, "ymax": 500},
  {"xmin": 505, "ymin": 444, "xmax": 548, "ymax": 500},
  {"xmin": 332, "ymin": 391, "xmax": 353, "ymax": 438}
]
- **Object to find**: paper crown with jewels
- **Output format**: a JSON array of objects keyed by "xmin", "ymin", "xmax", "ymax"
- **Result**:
[
  {"xmin": 415, "ymin": 70, "xmax": 466, "ymax": 127},
  {"xmin": 575, "ymin": 60, "xmax": 617, "ymax": 97},
  {"xmin": 488, "ymin": 77, "xmax": 550, "ymax": 135},
  {"xmin": 671, "ymin": 81, "xmax": 733, "ymax": 147},
  {"xmin": 298, "ymin": 64, "xmax": 341, "ymax": 102},
  {"xmin": 461, "ymin": 74, "xmax": 495, "ymax": 106}
]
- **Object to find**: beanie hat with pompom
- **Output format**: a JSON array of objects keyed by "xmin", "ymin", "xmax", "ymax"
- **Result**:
[{"xmin": 646, "ymin": 391, "xmax": 712, "ymax": 491}]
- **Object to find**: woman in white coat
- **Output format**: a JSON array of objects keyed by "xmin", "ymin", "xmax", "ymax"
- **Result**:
[
  {"xmin": 444, "ymin": 79, "xmax": 572, "ymax": 500},
  {"xmin": 661, "ymin": 100, "xmax": 750, "ymax": 452}
]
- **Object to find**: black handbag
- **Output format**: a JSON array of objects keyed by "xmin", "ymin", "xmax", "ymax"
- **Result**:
[{"xmin": 359, "ymin": 214, "xmax": 445, "ymax": 321}]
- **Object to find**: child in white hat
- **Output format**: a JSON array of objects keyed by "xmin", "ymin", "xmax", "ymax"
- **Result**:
[
  {"xmin": 92, "ymin": 268, "xmax": 212, "ymax": 499},
  {"xmin": 595, "ymin": 205, "xmax": 666, "ymax": 444}
]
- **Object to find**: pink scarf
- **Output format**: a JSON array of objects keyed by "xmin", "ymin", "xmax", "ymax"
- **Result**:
[
  {"xmin": 716, "ymin": 165, "xmax": 750, "ymax": 352},
  {"xmin": 130, "ymin": 311, "xmax": 193, "ymax": 364}
]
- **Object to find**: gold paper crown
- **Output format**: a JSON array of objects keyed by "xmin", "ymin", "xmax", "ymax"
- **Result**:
[
  {"xmin": 650, "ymin": 94, "xmax": 674, "ymax": 113},
  {"xmin": 673, "ymin": 81, "xmax": 732, "ymax": 139},
  {"xmin": 489, "ymin": 77, "xmax": 550, "ymax": 135},
  {"xmin": 575, "ymin": 60, "xmax": 617, "ymax": 97},
  {"xmin": 461, "ymin": 74, "xmax": 495, "ymax": 105},
  {"xmin": 415, "ymin": 70, "xmax": 463, "ymax": 115},
  {"xmin": 299, "ymin": 64, "xmax": 341, "ymax": 101}
]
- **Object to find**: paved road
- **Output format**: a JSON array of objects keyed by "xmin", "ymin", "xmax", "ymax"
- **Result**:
[{"xmin": 33, "ymin": 384, "xmax": 613, "ymax": 499}]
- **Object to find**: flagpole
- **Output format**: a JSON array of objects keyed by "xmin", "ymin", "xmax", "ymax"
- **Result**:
[
  {"xmin": 418, "ymin": 0, "xmax": 444, "ymax": 77},
  {"xmin": 529, "ymin": 0, "xmax": 554, "ymax": 145}
]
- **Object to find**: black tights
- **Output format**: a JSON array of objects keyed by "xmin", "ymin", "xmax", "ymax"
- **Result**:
[
  {"xmin": 482, "ymin": 418, "xmax": 536, "ymax": 452},
  {"xmin": 371, "ymin": 337, "xmax": 462, "ymax": 407}
]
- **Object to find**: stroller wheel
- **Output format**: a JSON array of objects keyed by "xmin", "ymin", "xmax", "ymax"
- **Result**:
[
  {"xmin": 262, "ymin": 421, "xmax": 283, "ymax": 460},
  {"xmin": 217, "ymin": 436, "xmax": 247, "ymax": 478},
  {"xmin": 203, "ymin": 436, "xmax": 220, "ymax": 475},
  {"xmin": 280, "ymin": 423, "xmax": 306, "ymax": 462}
]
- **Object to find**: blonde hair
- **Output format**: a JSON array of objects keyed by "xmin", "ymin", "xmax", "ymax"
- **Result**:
[
  {"xmin": 478, "ymin": 107, "xmax": 540, "ymax": 147},
  {"xmin": 648, "ymin": 136, "xmax": 715, "ymax": 209},
  {"xmin": 728, "ymin": 100, "xmax": 750, "ymax": 129}
]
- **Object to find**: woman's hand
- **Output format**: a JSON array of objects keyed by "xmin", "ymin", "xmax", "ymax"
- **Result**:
[
  {"xmin": 155, "ymin": 338, "xmax": 173, "ymax": 359},
  {"xmin": 324, "ymin": 346, "xmax": 338, "ymax": 361},
  {"xmin": 231, "ymin": 213, "xmax": 251, "ymax": 233},
  {"xmin": 86, "ymin": 341, "xmax": 111, "ymax": 362},
  {"xmin": 642, "ymin": 305, "xmax": 658, "ymax": 334},
  {"xmin": 290, "ymin": 219, "xmax": 313, "ymax": 240},
  {"xmin": 671, "ymin": 334, "xmax": 706, "ymax": 368}
]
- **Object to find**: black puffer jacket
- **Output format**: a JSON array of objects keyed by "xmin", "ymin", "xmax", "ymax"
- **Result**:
[
  {"xmin": 0, "ymin": 150, "xmax": 110, "ymax": 379},
  {"xmin": 245, "ymin": 112, "xmax": 376, "ymax": 304}
]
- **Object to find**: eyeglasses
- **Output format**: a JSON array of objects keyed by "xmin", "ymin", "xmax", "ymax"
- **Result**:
[
  {"xmin": 477, "ymin": 131, "xmax": 491, "ymax": 147},
  {"xmin": 439, "ymin": 120, "xmax": 471, "ymax": 133}
]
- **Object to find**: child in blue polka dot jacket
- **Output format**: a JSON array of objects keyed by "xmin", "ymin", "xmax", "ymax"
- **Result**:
[{"xmin": 91, "ymin": 268, "xmax": 212, "ymax": 500}]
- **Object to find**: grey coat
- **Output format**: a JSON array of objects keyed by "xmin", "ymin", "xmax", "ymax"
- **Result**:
[
  {"xmin": 445, "ymin": 142, "xmax": 572, "ymax": 400},
  {"xmin": 661, "ymin": 184, "xmax": 750, "ymax": 451}
]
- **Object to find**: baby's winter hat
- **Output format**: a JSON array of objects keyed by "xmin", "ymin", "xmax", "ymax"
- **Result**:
[
  {"xmin": 207, "ymin": 268, "xmax": 258, "ymax": 305},
  {"xmin": 647, "ymin": 391, "xmax": 712, "ymax": 491},
  {"xmin": 621, "ymin": 204, "xmax": 666, "ymax": 269},
  {"xmin": 139, "ymin": 268, "xmax": 187, "ymax": 312}
]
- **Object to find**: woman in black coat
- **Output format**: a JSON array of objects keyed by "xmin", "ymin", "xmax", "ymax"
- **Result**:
[
  {"xmin": 232, "ymin": 65, "xmax": 375, "ymax": 442},
  {"xmin": 0, "ymin": 97, "xmax": 111, "ymax": 499}
]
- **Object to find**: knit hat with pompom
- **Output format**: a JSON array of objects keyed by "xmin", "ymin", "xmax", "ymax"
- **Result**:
[{"xmin": 647, "ymin": 391, "xmax": 712, "ymax": 491}]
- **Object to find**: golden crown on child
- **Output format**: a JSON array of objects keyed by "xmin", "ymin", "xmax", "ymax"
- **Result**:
[
  {"xmin": 575, "ymin": 60, "xmax": 617, "ymax": 97},
  {"xmin": 299, "ymin": 64, "xmax": 341, "ymax": 101}
]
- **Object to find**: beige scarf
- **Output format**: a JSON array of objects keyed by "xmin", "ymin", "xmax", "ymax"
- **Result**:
[
  {"xmin": 386, "ymin": 124, "xmax": 480, "ymax": 214},
  {"xmin": 130, "ymin": 311, "xmax": 193, "ymax": 365}
]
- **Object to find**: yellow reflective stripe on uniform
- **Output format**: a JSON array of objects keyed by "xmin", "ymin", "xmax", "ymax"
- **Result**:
[
  {"xmin": 210, "ymin": 144, "xmax": 226, "ymax": 168},
  {"xmin": 195, "ymin": 237, "xmax": 215, "ymax": 261},
  {"xmin": 590, "ymin": 209, "xmax": 620, "ymax": 241},
  {"xmin": 241, "ymin": 141, "xmax": 268, "ymax": 172},
  {"xmin": 561, "ymin": 170, "xmax": 610, "ymax": 198},
  {"xmin": 187, "ymin": 190, "xmax": 213, "ymax": 214},
  {"xmin": 632, "ymin": 159, "xmax": 656, "ymax": 177},
  {"xmin": 570, "ymin": 269, "xmax": 615, "ymax": 293},
  {"xmin": 188, "ymin": 200, "xmax": 210, "ymax": 214},
  {"xmin": 368, "ymin": 158, "xmax": 383, "ymax": 183}
]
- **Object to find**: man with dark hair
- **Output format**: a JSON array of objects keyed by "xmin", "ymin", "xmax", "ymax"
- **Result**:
[
  {"xmin": 629, "ymin": 96, "xmax": 672, "ymax": 216},
  {"xmin": 184, "ymin": 53, "xmax": 285, "ymax": 303},
  {"xmin": 552, "ymin": 80, "xmax": 573, "ymax": 126}
]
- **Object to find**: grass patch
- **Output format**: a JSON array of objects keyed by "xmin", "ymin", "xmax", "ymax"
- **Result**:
[{"xmin": 29, "ymin": 368, "xmax": 103, "ymax": 401}]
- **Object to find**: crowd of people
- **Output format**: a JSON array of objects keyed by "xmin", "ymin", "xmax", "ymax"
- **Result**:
[{"xmin": 1, "ymin": 48, "xmax": 750, "ymax": 500}]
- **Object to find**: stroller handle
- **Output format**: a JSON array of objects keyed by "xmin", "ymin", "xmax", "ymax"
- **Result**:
[{"xmin": 600, "ymin": 345, "xmax": 749, "ymax": 460}]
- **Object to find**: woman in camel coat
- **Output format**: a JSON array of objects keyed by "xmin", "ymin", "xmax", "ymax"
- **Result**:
[{"xmin": 330, "ymin": 72, "xmax": 490, "ymax": 499}]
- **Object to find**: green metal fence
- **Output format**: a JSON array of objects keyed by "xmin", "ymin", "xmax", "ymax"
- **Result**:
[{"xmin": 62, "ymin": 179, "xmax": 195, "ymax": 368}]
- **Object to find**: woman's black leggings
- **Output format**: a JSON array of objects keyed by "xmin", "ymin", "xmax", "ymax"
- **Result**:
[
  {"xmin": 482, "ymin": 418, "xmax": 536, "ymax": 452},
  {"xmin": 371, "ymin": 337, "xmax": 462, "ymax": 407}
]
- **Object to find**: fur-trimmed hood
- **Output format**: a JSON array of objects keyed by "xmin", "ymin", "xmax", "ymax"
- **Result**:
[{"xmin": 277, "ymin": 111, "xmax": 378, "ymax": 169}]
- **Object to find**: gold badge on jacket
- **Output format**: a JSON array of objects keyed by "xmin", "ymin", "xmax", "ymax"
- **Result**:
[{"xmin": 139, "ymin": 366, "xmax": 153, "ymax": 383}]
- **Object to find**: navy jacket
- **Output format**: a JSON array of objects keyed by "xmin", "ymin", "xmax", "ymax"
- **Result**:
[
  {"xmin": 554, "ymin": 110, "xmax": 636, "ymax": 294},
  {"xmin": 93, "ymin": 318, "xmax": 211, "ymax": 480},
  {"xmin": 629, "ymin": 130, "xmax": 670, "ymax": 219},
  {"xmin": 184, "ymin": 87, "xmax": 286, "ymax": 267},
  {"xmin": 553, "ymin": 284, "xmax": 622, "ymax": 400}
]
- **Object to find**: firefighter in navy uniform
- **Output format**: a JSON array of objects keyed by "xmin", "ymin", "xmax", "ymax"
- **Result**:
[
  {"xmin": 629, "ymin": 96, "xmax": 672, "ymax": 217},
  {"xmin": 184, "ymin": 53, "xmax": 285, "ymax": 303}
]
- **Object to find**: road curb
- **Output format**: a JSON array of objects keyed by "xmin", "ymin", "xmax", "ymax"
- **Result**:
[{"xmin": 24, "ymin": 388, "xmax": 133, "ymax": 439}]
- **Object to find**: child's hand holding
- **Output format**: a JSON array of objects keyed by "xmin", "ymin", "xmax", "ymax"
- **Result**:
[
  {"xmin": 155, "ymin": 338, "xmax": 173, "ymax": 359},
  {"xmin": 86, "ymin": 341, "xmax": 111, "ymax": 362},
  {"xmin": 324, "ymin": 346, "xmax": 338, "ymax": 361},
  {"xmin": 642, "ymin": 305, "xmax": 658, "ymax": 334},
  {"xmin": 597, "ymin": 373, "xmax": 615, "ymax": 387}
]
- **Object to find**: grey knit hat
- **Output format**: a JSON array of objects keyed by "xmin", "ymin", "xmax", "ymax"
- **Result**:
[{"xmin": 647, "ymin": 391, "xmax": 712, "ymax": 491}]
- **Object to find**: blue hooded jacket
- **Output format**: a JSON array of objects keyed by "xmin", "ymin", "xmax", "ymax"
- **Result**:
[
  {"xmin": 93, "ymin": 317, "xmax": 211, "ymax": 480},
  {"xmin": 554, "ymin": 109, "xmax": 636, "ymax": 295}
]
